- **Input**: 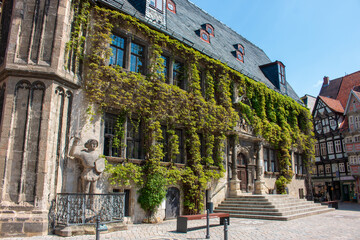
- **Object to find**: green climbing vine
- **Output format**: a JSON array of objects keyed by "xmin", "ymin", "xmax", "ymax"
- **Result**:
[{"xmin": 68, "ymin": 0, "xmax": 315, "ymax": 215}]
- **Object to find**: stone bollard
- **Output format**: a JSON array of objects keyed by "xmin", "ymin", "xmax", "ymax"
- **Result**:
[
  {"xmin": 206, "ymin": 209, "xmax": 210, "ymax": 239},
  {"xmin": 224, "ymin": 218, "xmax": 228, "ymax": 240}
]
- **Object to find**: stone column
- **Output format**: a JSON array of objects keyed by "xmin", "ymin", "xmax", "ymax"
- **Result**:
[
  {"xmin": 254, "ymin": 141, "xmax": 266, "ymax": 194},
  {"xmin": 229, "ymin": 136, "xmax": 241, "ymax": 196}
]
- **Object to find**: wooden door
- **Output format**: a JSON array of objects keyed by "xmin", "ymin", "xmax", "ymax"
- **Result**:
[{"xmin": 237, "ymin": 153, "xmax": 248, "ymax": 191}]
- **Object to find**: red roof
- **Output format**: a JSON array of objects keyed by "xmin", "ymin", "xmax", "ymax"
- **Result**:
[
  {"xmin": 336, "ymin": 71, "xmax": 360, "ymax": 107},
  {"xmin": 319, "ymin": 96, "xmax": 344, "ymax": 113}
]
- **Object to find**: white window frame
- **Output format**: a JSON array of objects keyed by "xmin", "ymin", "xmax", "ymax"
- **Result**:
[
  {"xmin": 327, "ymin": 141, "xmax": 334, "ymax": 154},
  {"xmin": 356, "ymin": 116, "xmax": 360, "ymax": 129},
  {"xmin": 325, "ymin": 164, "xmax": 331, "ymax": 174},
  {"xmin": 335, "ymin": 140, "xmax": 341, "ymax": 153},
  {"xmin": 320, "ymin": 143, "xmax": 327, "ymax": 156},
  {"xmin": 318, "ymin": 165, "xmax": 324, "ymax": 174},
  {"xmin": 315, "ymin": 144, "xmax": 320, "ymax": 156},
  {"xmin": 150, "ymin": 0, "xmax": 164, "ymax": 11},
  {"xmin": 339, "ymin": 162, "xmax": 345, "ymax": 172},
  {"xmin": 330, "ymin": 119, "xmax": 336, "ymax": 127},
  {"xmin": 349, "ymin": 116, "xmax": 354, "ymax": 124}
]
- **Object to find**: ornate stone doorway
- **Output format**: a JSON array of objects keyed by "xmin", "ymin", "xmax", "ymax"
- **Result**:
[{"xmin": 237, "ymin": 153, "xmax": 248, "ymax": 192}]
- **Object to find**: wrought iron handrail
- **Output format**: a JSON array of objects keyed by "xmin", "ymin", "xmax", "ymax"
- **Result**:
[{"xmin": 55, "ymin": 193, "xmax": 125, "ymax": 226}]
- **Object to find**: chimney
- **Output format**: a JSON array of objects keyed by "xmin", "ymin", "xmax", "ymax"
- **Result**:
[{"xmin": 323, "ymin": 76, "xmax": 329, "ymax": 85}]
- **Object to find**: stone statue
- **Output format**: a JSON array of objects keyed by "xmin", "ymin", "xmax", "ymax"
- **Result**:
[{"xmin": 69, "ymin": 138, "xmax": 105, "ymax": 194}]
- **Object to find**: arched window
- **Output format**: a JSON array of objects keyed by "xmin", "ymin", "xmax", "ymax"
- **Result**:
[{"xmin": 167, "ymin": 0, "xmax": 176, "ymax": 13}]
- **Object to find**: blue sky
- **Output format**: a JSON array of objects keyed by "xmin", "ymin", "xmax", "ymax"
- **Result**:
[{"xmin": 191, "ymin": 0, "xmax": 360, "ymax": 98}]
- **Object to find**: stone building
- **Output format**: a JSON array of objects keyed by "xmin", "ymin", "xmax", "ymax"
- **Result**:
[{"xmin": 0, "ymin": 0, "xmax": 313, "ymax": 237}]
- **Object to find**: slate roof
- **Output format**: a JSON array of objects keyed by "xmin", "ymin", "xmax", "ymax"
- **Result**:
[
  {"xmin": 319, "ymin": 77, "xmax": 342, "ymax": 99},
  {"xmin": 319, "ymin": 96, "xmax": 344, "ymax": 113},
  {"xmin": 96, "ymin": 0, "xmax": 302, "ymax": 103}
]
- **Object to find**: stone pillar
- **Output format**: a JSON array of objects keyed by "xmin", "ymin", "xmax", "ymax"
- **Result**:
[
  {"xmin": 229, "ymin": 137, "xmax": 241, "ymax": 197},
  {"xmin": 254, "ymin": 141, "xmax": 266, "ymax": 194}
]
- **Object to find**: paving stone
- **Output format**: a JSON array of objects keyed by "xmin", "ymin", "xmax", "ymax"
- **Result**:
[{"xmin": 4, "ymin": 202, "xmax": 360, "ymax": 240}]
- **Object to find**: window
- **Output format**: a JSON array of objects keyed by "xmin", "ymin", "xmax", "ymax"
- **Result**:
[
  {"xmin": 278, "ymin": 62, "xmax": 285, "ymax": 84},
  {"xmin": 104, "ymin": 113, "xmax": 122, "ymax": 157},
  {"xmin": 325, "ymin": 164, "xmax": 331, "ymax": 174},
  {"xmin": 347, "ymin": 162, "xmax": 351, "ymax": 172},
  {"xmin": 150, "ymin": 0, "xmax": 163, "ymax": 12},
  {"xmin": 167, "ymin": 0, "xmax": 176, "ymax": 13},
  {"xmin": 318, "ymin": 165, "xmax": 324, "ymax": 174},
  {"xmin": 270, "ymin": 149, "xmax": 277, "ymax": 172},
  {"xmin": 339, "ymin": 163, "xmax": 345, "ymax": 172},
  {"xmin": 130, "ymin": 42, "xmax": 145, "ymax": 73},
  {"xmin": 327, "ymin": 141, "xmax": 334, "ymax": 154},
  {"xmin": 349, "ymin": 116, "xmax": 354, "ymax": 124},
  {"xmin": 263, "ymin": 148, "xmax": 268, "ymax": 172},
  {"xmin": 315, "ymin": 144, "xmax": 319, "ymax": 156},
  {"xmin": 355, "ymin": 135, "xmax": 360, "ymax": 142},
  {"xmin": 174, "ymin": 129, "xmax": 185, "ymax": 164},
  {"xmin": 236, "ymin": 50, "xmax": 244, "ymax": 62},
  {"xmin": 263, "ymin": 147, "xmax": 277, "ymax": 172},
  {"xmin": 200, "ymin": 29, "xmax": 210, "ymax": 43},
  {"xmin": 294, "ymin": 153, "xmax": 303, "ymax": 174},
  {"xmin": 356, "ymin": 116, "xmax": 360, "ymax": 129},
  {"xmin": 160, "ymin": 125, "xmax": 169, "ymax": 162},
  {"xmin": 330, "ymin": 119, "xmax": 336, "ymax": 127},
  {"xmin": 335, "ymin": 140, "xmax": 342, "ymax": 153},
  {"xmin": 160, "ymin": 55, "xmax": 169, "ymax": 82},
  {"xmin": 205, "ymin": 24, "xmax": 214, "ymax": 36},
  {"xmin": 320, "ymin": 143, "xmax": 326, "ymax": 156},
  {"xmin": 110, "ymin": 35, "xmax": 125, "ymax": 67},
  {"xmin": 173, "ymin": 61, "xmax": 185, "ymax": 89},
  {"xmin": 126, "ymin": 119, "xmax": 143, "ymax": 159}
]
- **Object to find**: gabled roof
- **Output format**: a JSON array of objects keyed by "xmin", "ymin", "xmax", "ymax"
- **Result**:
[
  {"xmin": 343, "ymin": 88, "xmax": 360, "ymax": 115},
  {"xmin": 319, "ymin": 96, "xmax": 344, "ymax": 113},
  {"xmin": 96, "ymin": 0, "xmax": 302, "ymax": 103}
]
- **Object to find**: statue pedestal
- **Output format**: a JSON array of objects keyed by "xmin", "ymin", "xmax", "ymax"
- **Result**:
[
  {"xmin": 229, "ymin": 179, "xmax": 242, "ymax": 197},
  {"xmin": 254, "ymin": 180, "xmax": 266, "ymax": 195}
]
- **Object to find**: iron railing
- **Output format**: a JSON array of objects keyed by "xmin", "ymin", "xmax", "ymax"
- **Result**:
[{"xmin": 55, "ymin": 193, "xmax": 125, "ymax": 226}]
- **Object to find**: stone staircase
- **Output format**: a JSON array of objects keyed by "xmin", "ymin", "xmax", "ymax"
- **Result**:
[{"xmin": 214, "ymin": 194, "xmax": 334, "ymax": 220}]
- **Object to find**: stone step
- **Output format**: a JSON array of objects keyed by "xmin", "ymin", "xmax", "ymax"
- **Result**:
[
  {"xmin": 227, "ymin": 208, "xmax": 334, "ymax": 221},
  {"xmin": 214, "ymin": 195, "xmax": 334, "ymax": 221}
]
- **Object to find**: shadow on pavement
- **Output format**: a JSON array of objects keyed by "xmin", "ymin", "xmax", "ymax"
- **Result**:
[{"xmin": 337, "ymin": 202, "xmax": 360, "ymax": 211}]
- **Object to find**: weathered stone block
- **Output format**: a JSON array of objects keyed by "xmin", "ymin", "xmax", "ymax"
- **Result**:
[{"xmin": 24, "ymin": 222, "xmax": 47, "ymax": 233}]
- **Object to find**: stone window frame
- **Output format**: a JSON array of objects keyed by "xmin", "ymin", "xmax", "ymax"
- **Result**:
[
  {"xmin": 263, "ymin": 147, "xmax": 277, "ymax": 173},
  {"xmin": 294, "ymin": 153, "xmax": 304, "ymax": 175}
]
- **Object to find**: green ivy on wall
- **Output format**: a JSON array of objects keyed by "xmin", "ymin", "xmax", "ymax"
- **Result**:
[{"xmin": 69, "ymin": 0, "xmax": 315, "ymax": 215}]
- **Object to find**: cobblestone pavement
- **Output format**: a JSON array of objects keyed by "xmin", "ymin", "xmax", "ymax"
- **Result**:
[{"xmin": 6, "ymin": 202, "xmax": 360, "ymax": 240}]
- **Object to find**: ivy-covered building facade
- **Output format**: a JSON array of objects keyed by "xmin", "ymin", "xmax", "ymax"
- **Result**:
[{"xmin": 0, "ymin": 0, "xmax": 314, "ymax": 237}]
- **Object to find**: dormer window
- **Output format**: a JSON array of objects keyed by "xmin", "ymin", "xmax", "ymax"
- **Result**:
[
  {"xmin": 234, "ymin": 44, "xmax": 245, "ymax": 63},
  {"xmin": 278, "ymin": 62, "xmax": 285, "ymax": 84},
  {"xmin": 235, "ymin": 50, "xmax": 244, "ymax": 62},
  {"xmin": 167, "ymin": 0, "xmax": 176, "ymax": 13},
  {"xmin": 205, "ymin": 24, "xmax": 214, "ymax": 36},
  {"xmin": 150, "ymin": 0, "xmax": 163, "ymax": 12},
  {"xmin": 200, "ymin": 29, "xmax": 210, "ymax": 43}
]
